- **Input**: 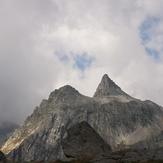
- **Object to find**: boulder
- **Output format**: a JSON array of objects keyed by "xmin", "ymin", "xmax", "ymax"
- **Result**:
[{"xmin": 61, "ymin": 121, "xmax": 111, "ymax": 158}]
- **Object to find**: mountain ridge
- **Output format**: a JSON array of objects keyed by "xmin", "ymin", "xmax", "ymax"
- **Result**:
[{"xmin": 1, "ymin": 74, "xmax": 163, "ymax": 162}]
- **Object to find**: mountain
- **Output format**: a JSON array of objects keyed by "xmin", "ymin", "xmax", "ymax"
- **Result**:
[
  {"xmin": 1, "ymin": 74, "xmax": 163, "ymax": 162},
  {"xmin": 0, "ymin": 121, "xmax": 19, "ymax": 147}
]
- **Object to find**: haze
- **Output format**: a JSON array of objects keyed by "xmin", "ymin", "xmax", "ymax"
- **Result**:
[{"xmin": 0, "ymin": 0, "xmax": 163, "ymax": 124}]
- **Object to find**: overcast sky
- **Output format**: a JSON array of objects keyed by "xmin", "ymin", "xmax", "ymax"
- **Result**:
[{"xmin": 1, "ymin": 0, "xmax": 163, "ymax": 124}]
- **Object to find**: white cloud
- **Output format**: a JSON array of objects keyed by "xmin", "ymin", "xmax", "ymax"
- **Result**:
[{"xmin": 1, "ymin": 0, "xmax": 163, "ymax": 124}]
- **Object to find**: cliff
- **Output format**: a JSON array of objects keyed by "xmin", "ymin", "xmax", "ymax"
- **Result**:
[{"xmin": 1, "ymin": 74, "xmax": 163, "ymax": 162}]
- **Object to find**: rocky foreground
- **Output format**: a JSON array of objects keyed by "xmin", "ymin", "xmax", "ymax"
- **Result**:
[
  {"xmin": 1, "ymin": 121, "xmax": 163, "ymax": 163},
  {"xmin": 56, "ymin": 121, "xmax": 163, "ymax": 163},
  {"xmin": 2, "ymin": 148, "xmax": 163, "ymax": 163},
  {"xmin": 56, "ymin": 147, "xmax": 163, "ymax": 163}
]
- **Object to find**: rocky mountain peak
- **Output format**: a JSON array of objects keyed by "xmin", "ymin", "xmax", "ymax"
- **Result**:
[
  {"xmin": 93, "ymin": 74, "xmax": 131, "ymax": 101},
  {"xmin": 48, "ymin": 85, "xmax": 82, "ymax": 104},
  {"xmin": 98, "ymin": 74, "xmax": 120, "ymax": 89}
]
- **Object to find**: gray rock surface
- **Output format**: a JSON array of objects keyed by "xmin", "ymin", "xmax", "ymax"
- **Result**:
[
  {"xmin": 89, "ymin": 147, "xmax": 163, "ymax": 162},
  {"xmin": 61, "ymin": 121, "xmax": 111, "ymax": 158},
  {"xmin": 1, "ymin": 74, "xmax": 163, "ymax": 162},
  {"xmin": 93, "ymin": 74, "xmax": 133, "ymax": 102}
]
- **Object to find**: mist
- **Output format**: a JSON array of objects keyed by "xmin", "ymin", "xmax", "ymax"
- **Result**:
[{"xmin": 1, "ymin": 0, "xmax": 163, "ymax": 124}]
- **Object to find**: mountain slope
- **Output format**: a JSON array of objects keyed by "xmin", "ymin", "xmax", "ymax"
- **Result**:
[
  {"xmin": 1, "ymin": 74, "xmax": 163, "ymax": 162},
  {"xmin": 0, "ymin": 121, "xmax": 19, "ymax": 147}
]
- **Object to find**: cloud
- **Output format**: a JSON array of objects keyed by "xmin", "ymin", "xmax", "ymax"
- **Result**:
[
  {"xmin": 1, "ymin": 0, "xmax": 163, "ymax": 124},
  {"xmin": 73, "ymin": 53, "xmax": 95, "ymax": 71},
  {"xmin": 139, "ymin": 16, "xmax": 163, "ymax": 61}
]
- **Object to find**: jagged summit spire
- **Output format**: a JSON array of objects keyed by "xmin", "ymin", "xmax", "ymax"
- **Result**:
[
  {"xmin": 93, "ymin": 74, "xmax": 129, "ymax": 98},
  {"xmin": 100, "ymin": 74, "xmax": 120, "ymax": 89}
]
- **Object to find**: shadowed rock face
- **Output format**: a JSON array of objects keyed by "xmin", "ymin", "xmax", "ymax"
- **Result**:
[
  {"xmin": 90, "ymin": 147, "xmax": 163, "ymax": 163},
  {"xmin": 61, "ymin": 121, "xmax": 111, "ymax": 158},
  {"xmin": 0, "ymin": 151, "xmax": 6, "ymax": 163},
  {"xmin": 1, "ymin": 74, "xmax": 163, "ymax": 162}
]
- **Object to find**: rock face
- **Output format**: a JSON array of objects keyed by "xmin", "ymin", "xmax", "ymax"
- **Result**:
[
  {"xmin": 93, "ymin": 74, "xmax": 133, "ymax": 102},
  {"xmin": 94, "ymin": 74, "xmax": 124, "ymax": 97},
  {"xmin": 61, "ymin": 121, "xmax": 111, "ymax": 158},
  {"xmin": 90, "ymin": 147, "xmax": 163, "ymax": 163},
  {"xmin": 1, "ymin": 74, "xmax": 163, "ymax": 162},
  {"xmin": 0, "ymin": 121, "xmax": 19, "ymax": 147},
  {"xmin": 0, "ymin": 151, "xmax": 6, "ymax": 163}
]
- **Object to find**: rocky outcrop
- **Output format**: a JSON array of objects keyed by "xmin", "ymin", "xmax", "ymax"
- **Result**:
[
  {"xmin": 61, "ymin": 121, "xmax": 111, "ymax": 158},
  {"xmin": 1, "ymin": 74, "xmax": 163, "ymax": 162},
  {"xmin": 0, "ymin": 151, "xmax": 6, "ymax": 163},
  {"xmin": 57, "ymin": 148, "xmax": 163, "ymax": 163},
  {"xmin": 89, "ymin": 147, "xmax": 163, "ymax": 163}
]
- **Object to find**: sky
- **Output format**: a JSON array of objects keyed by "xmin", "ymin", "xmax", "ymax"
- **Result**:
[{"xmin": 1, "ymin": 0, "xmax": 163, "ymax": 124}]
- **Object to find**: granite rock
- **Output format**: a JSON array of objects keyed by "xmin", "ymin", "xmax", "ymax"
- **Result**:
[{"xmin": 61, "ymin": 121, "xmax": 111, "ymax": 158}]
